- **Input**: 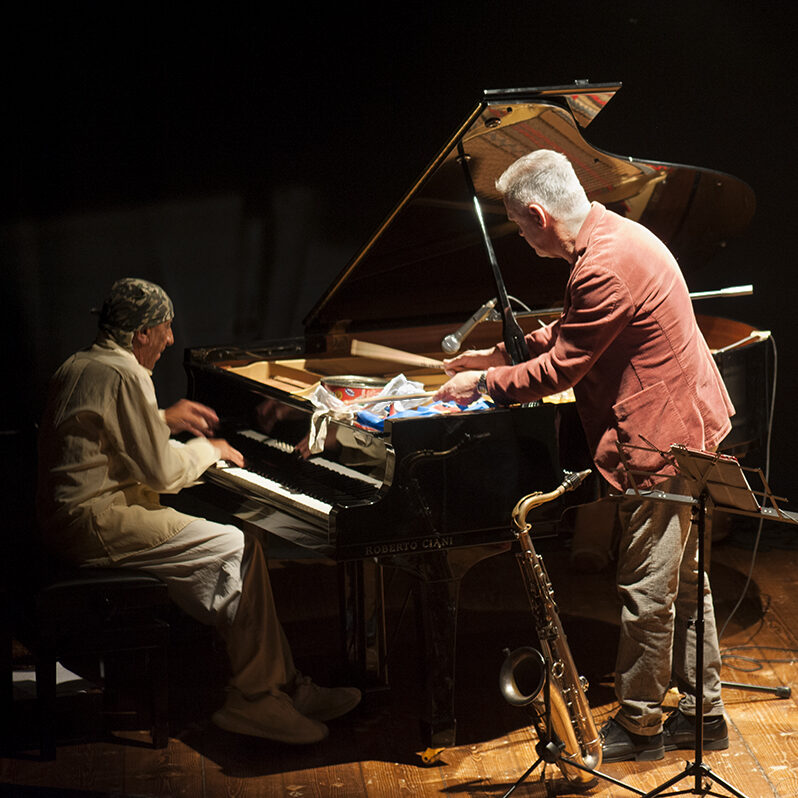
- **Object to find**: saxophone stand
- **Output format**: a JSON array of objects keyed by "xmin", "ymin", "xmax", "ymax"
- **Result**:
[
  {"xmin": 617, "ymin": 442, "xmax": 798, "ymax": 798},
  {"xmin": 501, "ymin": 649, "xmax": 646, "ymax": 798}
]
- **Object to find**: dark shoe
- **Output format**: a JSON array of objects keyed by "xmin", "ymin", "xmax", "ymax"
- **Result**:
[
  {"xmin": 600, "ymin": 717, "xmax": 664, "ymax": 763},
  {"xmin": 663, "ymin": 709, "xmax": 729, "ymax": 751}
]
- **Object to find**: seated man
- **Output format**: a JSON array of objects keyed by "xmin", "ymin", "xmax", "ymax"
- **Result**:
[{"xmin": 37, "ymin": 277, "xmax": 360, "ymax": 744}]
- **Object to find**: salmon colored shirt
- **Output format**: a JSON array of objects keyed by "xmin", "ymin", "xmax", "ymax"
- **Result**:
[
  {"xmin": 487, "ymin": 203, "xmax": 734, "ymax": 490},
  {"xmin": 37, "ymin": 334, "xmax": 220, "ymax": 563}
]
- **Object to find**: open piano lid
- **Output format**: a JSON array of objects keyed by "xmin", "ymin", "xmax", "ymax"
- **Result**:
[{"xmin": 303, "ymin": 82, "xmax": 755, "ymax": 344}]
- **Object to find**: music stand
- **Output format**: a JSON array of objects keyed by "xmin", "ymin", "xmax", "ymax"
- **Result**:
[
  {"xmin": 616, "ymin": 441, "xmax": 798, "ymax": 798},
  {"xmin": 670, "ymin": 446, "xmax": 792, "ymax": 701}
]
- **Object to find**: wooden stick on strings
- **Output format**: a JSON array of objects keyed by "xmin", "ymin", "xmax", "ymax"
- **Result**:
[
  {"xmin": 350, "ymin": 339, "xmax": 445, "ymax": 371},
  {"xmin": 353, "ymin": 391, "xmax": 436, "ymax": 406}
]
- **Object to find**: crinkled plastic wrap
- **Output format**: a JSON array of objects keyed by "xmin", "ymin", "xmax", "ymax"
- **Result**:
[{"xmin": 306, "ymin": 374, "xmax": 427, "ymax": 454}]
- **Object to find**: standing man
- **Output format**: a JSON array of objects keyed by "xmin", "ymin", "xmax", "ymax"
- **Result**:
[
  {"xmin": 37, "ymin": 277, "xmax": 360, "ymax": 745},
  {"xmin": 435, "ymin": 150, "xmax": 733, "ymax": 762}
]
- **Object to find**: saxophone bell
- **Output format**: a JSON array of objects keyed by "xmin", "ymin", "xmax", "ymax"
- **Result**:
[{"xmin": 499, "ymin": 646, "xmax": 547, "ymax": 707}]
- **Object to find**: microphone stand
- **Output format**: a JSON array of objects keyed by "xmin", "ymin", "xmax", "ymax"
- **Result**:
[{"xmin": 457, "ymin": 142, "xmax": 530, "ymax": 365}]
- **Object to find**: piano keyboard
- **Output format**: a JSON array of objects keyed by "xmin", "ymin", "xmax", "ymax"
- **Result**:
[
  {"xmin": 207, "ymin": 428, "xmax": 382, "ymax": 522},
  {"xmin": 237, "ymin": 429, "xmax": 382, "ymax": 487}
]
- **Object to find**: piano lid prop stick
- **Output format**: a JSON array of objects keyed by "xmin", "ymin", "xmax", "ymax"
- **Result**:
[
  {"xmin": 350, "ymin": 339, "xmax": 445, "ymax": 370},
  {"xmin": 456, "ymin": 141, "xmax": 530, "ymax": 365}
]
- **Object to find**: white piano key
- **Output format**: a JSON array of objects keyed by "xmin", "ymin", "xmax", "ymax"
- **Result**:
[{"xmin": 214, "ymin": 463, "xmax": 333, "ymax": 518}]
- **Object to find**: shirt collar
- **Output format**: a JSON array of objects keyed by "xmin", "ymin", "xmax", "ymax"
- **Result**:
[
  {"xmin": 94, "ymin": 332, "xmax": 152, "ymax": 375},
  {"xmin": 574, "ymin": 202, "xmax": 606, "ymax": 259}
]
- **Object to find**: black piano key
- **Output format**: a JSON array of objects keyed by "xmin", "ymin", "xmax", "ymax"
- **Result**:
[{"xmin": 229, "ymin": 431, "xmax": 380, "ymax": 507}]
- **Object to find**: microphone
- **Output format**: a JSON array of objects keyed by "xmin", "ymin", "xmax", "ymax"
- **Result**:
[{"xmin": 441, "ymin": 298, "xmax": 498, "ymax": 354}]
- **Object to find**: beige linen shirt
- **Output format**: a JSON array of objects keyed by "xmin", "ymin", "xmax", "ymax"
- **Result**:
[{"xmin": 37, "ymin": 334, "xmax": 219, "ymax": 564}]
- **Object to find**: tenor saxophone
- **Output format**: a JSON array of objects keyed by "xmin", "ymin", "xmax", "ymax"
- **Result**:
[{"xmin": 499, "ymin": 469, "xmax": 602, "ymax": 785}]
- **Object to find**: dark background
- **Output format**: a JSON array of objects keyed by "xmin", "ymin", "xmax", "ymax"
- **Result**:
[{"xmin": 4, "ymin": 4, "xmax": 795, "ymax": 496}]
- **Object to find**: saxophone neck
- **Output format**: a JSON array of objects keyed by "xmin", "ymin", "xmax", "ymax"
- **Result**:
[
  {"xmin": 512, "ymin": 491, "xmax": 544, "ymax": 532},
  {"xmin": 512, "ymin": 469, "xmax": 592, "ymax": 532}
]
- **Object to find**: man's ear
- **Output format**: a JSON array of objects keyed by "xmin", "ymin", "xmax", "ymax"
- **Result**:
[{"xmin": 527, "ymin": 203, "xmax": 547, "ymax": 228}]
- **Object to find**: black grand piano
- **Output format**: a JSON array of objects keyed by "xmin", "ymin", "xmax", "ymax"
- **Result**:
[{"xmin": 181, "ymin": 83, "xmax": 767, "ymax": 755}]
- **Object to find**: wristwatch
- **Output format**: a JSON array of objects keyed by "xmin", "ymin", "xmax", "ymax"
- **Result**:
[{"xmin": 477, "ymin": 370, "xmax": 489, "ymax": 396}]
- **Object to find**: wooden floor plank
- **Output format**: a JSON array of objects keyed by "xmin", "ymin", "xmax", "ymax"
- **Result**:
[{"xmin": 120, "ymin": 735, "xmax": 207, "ymax": 798}]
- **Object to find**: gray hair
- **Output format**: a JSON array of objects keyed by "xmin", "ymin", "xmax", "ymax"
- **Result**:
[{"xmin": 495, "ymin": 150, "xmax": 590, "ymax": 229}]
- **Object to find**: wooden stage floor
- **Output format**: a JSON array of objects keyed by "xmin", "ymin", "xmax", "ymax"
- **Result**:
[{"xmin": 3, "ymin": 519, "xmax": 797, "ymax": 797}]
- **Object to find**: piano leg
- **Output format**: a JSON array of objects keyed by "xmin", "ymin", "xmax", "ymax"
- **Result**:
[
  {"xmin": 339, "ymin": 559, "xmax": 388, "ymax": 688},
  {"xmin": 412, "ymin": 551, "xmax": 460, "ymax": 754},
  {"xmin": 388, "ymin": 542, "xmax": 511, "ymax": 759}
]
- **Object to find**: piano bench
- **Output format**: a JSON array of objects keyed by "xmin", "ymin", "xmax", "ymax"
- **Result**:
[{"xmin": 3, "ymin": 564, "xmax": 171, "ymax": 759}]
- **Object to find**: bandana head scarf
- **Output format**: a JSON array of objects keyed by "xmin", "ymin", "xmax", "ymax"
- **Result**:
[{"xmin": 98, "ymin": 278, "xmax": 174, "ymax": 333}]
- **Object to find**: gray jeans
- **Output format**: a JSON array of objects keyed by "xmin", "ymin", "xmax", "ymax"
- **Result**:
[{"xmin": 614, "ymin": 476, "xmax": 724, "ymax": 735}]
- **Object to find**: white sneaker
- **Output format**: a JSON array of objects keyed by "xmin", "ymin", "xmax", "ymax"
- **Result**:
[
  {"xmin": 291, "ymin": 675, "xmax": 362, "ymax": 722},
  {"xmin": 212, "ymin": 688, "xmax": 329, "ymax": 744}
]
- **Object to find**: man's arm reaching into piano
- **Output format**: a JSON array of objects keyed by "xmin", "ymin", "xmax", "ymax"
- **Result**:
[
  {"xmin": 435, "ymin": 345, "xmax": 511, "ymax": 405},
  {"xmin": 36, "ymin": 278, "xmax": 361, "ymax": 744}
]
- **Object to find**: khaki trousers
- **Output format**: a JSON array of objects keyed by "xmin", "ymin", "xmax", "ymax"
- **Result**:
[
  {"xmin": 109, "ymin": 518, "xmax": 296, "ymax": 698},
  {"xmin": 220, "ymin": 529, "xmax": 296, "ymax": 698},
  {"xmin": 614, "ymin": 476, "xmax": 724, "ymax": 735}
]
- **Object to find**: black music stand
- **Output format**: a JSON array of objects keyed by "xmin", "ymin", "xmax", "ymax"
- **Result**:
[{"xmin": 616, "ymin": 441, "xmax": 798, "ymax": 798}]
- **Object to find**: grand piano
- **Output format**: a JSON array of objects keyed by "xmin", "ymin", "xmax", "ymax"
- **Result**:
[{"xmin": 182, "ymin": 82, "xmax": 767, "ymax": 755}]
